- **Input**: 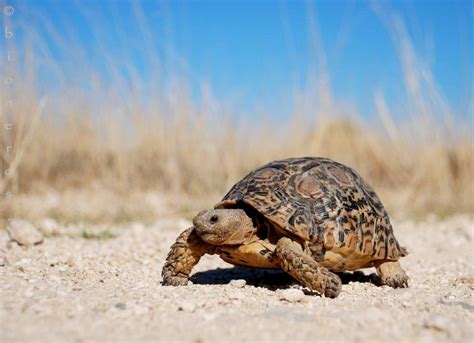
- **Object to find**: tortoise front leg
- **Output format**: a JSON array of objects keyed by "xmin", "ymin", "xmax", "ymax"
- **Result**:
[
  {"xmin": 162, "ymin": 227, "xmax": 215, "ymax": 286},
  {"xmin": 275, "ymin": 237, "xmax": 342, "ymax": 298}
]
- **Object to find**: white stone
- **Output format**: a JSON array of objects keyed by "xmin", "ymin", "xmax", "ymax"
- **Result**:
[
  {"xmin": 229, "ymin": 279, "xmax": 246, "ymax": 288},
  {"xmin": 37, "ymin": 218, "xmax": 60, "ymax": 236},
  {"xmin": 281, "ymin": 288, "xmax": 305, "ymax": 303},
  {"xmin": 7, "ymin": 220, "xmax": 43, "ymax": 246}
]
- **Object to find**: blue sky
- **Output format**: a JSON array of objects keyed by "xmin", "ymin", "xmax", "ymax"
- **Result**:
[{"xmin": 7, "ymin": 0, "xmax": 474, "ymax": 119}]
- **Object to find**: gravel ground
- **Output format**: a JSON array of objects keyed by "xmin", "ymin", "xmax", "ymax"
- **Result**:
[{"xmin": 1, "ymin": 215, "xmax": 473, "ymax": 342}]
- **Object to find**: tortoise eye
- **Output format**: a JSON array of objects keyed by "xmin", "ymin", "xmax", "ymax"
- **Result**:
[{"xmin": 210, "ymin": 215, "xmax": 218, "ymax": 223}]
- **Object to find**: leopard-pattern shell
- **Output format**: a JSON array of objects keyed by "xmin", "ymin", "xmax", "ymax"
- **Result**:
[{"xmin": 215, "ymin": 157, "xmax": 408, "ymax": 261}]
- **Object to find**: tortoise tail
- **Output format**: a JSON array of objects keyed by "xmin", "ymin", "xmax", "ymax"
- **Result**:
[{"xmin": 399, "ymin": 245, "xmax": 409, "ymax": 257}]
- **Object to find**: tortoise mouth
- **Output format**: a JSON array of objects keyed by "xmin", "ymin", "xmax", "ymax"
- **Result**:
[
  {"xmin": 194, "ymin": 224, "xmax": 214, "ymax": 236},
  {"xmin": 195, "ymin": 227, "xmax": 227, "ymax": 245}
]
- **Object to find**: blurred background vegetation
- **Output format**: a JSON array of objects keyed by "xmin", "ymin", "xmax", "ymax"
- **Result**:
[{"xmin": 0, "ymin": 1, "xmax": 472, "ymax": 224}]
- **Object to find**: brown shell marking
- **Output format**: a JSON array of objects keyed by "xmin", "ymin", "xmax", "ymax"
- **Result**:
[
  {"xmin": 254, "ymin": 168, "xmax": 278, "ymax": 179},
  {"xmin": 215, "ymin": 157, "xmax": 407, "ymax": 263},
  {"xmin": 295, "ymin": 173, "xmax": 324, "ymax": 198},
  {"xmin": 327, "ymin": 165, "xmax": 351, "ymax": 185}
]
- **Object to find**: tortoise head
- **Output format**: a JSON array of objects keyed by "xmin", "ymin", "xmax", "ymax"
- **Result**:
[{"xmin": 193, "ymin": 208, "xmax": 256, "ymax": 245}]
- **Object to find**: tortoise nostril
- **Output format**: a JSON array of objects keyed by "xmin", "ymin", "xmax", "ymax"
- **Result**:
[{"xmin": 210, "ymin": 215, "xmax": 218, "ymax": 224}]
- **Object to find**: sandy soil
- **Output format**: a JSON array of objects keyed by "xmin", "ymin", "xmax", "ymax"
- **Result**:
[{"xmin": 1, "ymin": 215, "xmax": 473, "ymax": 342}]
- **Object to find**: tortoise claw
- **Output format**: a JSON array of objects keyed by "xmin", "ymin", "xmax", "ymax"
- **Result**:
[
  {"xmin": 322, "ymin": 274, "xmax": 342, "ymax": 298},
  {"xmin": 376, "ymin": 260, "xmax": 409, "ymax": 288},
  {"xmin": 382, "ymin": 274, "xmax": 409, "ymax": 288},
  {"xmin": 162, "ymin": 274, "xmax": 188, "ymax": 286}
]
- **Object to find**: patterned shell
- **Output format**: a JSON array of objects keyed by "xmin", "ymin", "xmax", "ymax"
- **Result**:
[{"xmin": 215, "ymin": 157, "xmax": 407, "ymax": 261}]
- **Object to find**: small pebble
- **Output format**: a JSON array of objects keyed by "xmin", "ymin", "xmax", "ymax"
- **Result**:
[
  {"xmin": 0, "ymin": 254, "xmax": 8, "ymax": 267},
  {"xmin": 178, "ymin": 301, "xmax": 197, "ymax": 312},
  {"xmin": 115, "ymin": 303, "xmax": 126, "ymax": 310},
  {"xmin": 229, "ymin": 292, "xmax": 245, "ymax": 300},
  {"xmin": 424, "ymin": 315, "xmax": 450, "ymax": 332},
  {"xmin": 281, "ymin": 288, "xmax": 305, "ymax": 303},
  {"xmin": 456, "ymin": 275, "xmax": 474, "ymax": 290},
  {"xmin": 229, "ymin": 279, "xmax": 246, "ymax": 288},
  {"xmin": 401, "ymin": 301, "xmax": 410, "ymax": 308},
  {"xmin": 15, "ymin": 258, "xmax": 31, "ymax": 268}
]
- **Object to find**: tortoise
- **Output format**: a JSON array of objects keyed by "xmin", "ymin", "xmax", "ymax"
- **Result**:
[{"xmin": 162, "ymin": 157, "xmax": 408, "ymax": 298}]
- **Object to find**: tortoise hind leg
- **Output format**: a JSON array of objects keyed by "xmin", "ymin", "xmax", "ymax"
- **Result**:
[
  {"xmin": 275, "ymin": 237, "xmax": 342, "ymax": 298},
  {"xmin": 375, "ymin": 260, "xmax": 409, "ymax": 288},
  {"xmin": 162, "ymin": 227, "xmax": 216, "ymax": 286}
]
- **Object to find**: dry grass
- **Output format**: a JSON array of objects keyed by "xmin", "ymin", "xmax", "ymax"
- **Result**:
[
  {"xmin": 0, "ymin": 4, "xmax": 472, "ymax": 223},
  {"xmin": 2, "ymin": 101, "xmax": 472, "ymax": 221}
]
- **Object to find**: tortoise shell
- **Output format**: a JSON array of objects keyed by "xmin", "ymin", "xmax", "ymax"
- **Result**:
[{"xmin": 215, "ymin": 157, "xmax": 407, "ymax": 261}]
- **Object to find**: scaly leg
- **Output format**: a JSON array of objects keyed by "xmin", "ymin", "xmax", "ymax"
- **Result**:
[
  {"xmin": 275, "ymin": 237, "xmax": 342, "ymax": 298},
  {"xmin": 162, "ymin": 227, "xmax": 215, "ymax": 286},
  {"xmin": 374, "ymin": 260, "xmax": 409, "ymax": 288}
]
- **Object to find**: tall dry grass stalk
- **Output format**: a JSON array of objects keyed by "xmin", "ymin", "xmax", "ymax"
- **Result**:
[{"xmin": 0, "ymin": 3, "xmax": 472, "ymax": 219}]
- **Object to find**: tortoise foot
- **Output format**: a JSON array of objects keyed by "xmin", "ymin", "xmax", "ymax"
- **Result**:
[
  {"xmin": 322, "ymin": 273, "xmax": 342, "ymax": 298},
  {"xmin": 162, "ymin": 273, "xmax": 188, "ymax": 286},
  {"xmin": 275, "ymin": 237, "xmax": 342, "ymax": 298},
  {"xmin": 376, "ymin": 260, "xmax": 409, "ymax": 288}
]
